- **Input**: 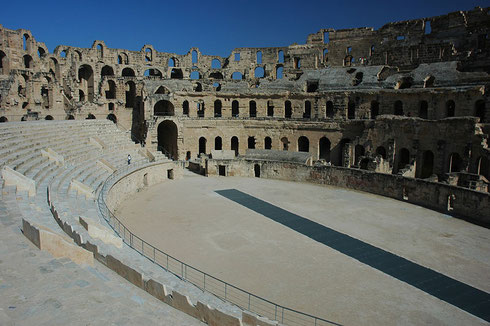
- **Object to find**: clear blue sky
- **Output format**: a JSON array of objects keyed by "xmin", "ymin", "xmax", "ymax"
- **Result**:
[{"xmin": 1, "ymin": 0, "xmax": 489, "ymax": 57}]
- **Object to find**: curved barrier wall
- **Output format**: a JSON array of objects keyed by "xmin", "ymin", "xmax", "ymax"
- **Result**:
[
  {"xmin": 206, "ymin": 159, "xmax": 490, "ymax": 227},
  {"xmin": 99, "ymin": 162, "xmax": 341, "ymax": 326}
]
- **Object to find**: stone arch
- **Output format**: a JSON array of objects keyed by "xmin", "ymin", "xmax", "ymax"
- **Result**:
[
  {"xmin": 446, "ymin": 100, "xmax": 455, "ymax": 117},
  {"xmin": 144, "ymin": 68, "xmax": 162, "ymax": 78},
  {"xmin": 304, "ymin": 101, "xmax": 312, "ymax": 118},
  {"xmin": 105, "ymin": 80, "xmax": 116, "ymax": 99},
  {"xmin": 45, "ymin": 115, "xmax": 54, "ymax": 120},
  {"xmin": 376, "ymin": 146, "xmax": 387, "ymax": 159},
  {"xmin": 285, "ymin": 100, "xmax": 292, "ymax": 118},
  {"xmin": 122, "ymin": 67, "xmax": 135, "ymax": 77},
  {"xmin": 319, "ymin": 137, "xmax": 331, "ymax": 161},
  {"xmin": 0, "ymin": 116, "xmax": 8, "ymax": 122},
  {"xmin": 397, "ymin": 148, "xmax": 410, "ymax": 172},
  {"xmin": 419, "ymin": 150, "xmax": 434, "ymax": 178},
  {"xmin": 215, "ymin": 136, "xmax": 222, "ymax": 150},
  {"xmin": 170, "ymin": 68, "xmax": 183, "ymax": 79},
  {"xmin": 125, "ymin": 81, "xmax": 136, "ymax": 108},
  {"xmin": 448, "ymin": 153, "xmax": 463, "ymax": 173},
  {"xmin": 248, "ymin": 136, "xmax": 256, "ymax": 149},
  {"xmin": 370, "ymin": 101, "xmax": 379, "ymax": 119},
  {"xmin": 158, "ymin": 120, "xmax": 178, "ymax": 160},
  {"xmin": 354, "ymin": 144, "xmax": 365, "ymax": 166},
  {"xmin": 249, "ymin": 101, "xmax": 257, "ymax": 117},
  {"xmin": 394, "ymin": 100, "xmax": 404, "ymax": 116},
  {"xmin": 347, "ymin": 102, "xmax": 356, "ymax": 119},
  {"xmin": 86, "ymin": 113, "xmax": 96, "ymax": 119},
  {"xmin": 101, "ymin": 65, "xmax": 114, "ymax": 77},
  {"xmin": 264, "ymin": 137, "xmax": 272, "ymax": 149},
  {"xmin": 23, "ymin": 55, "xmax": 33, "ymax": 69},
  {"xmin": 154, "ymin": 100, "xmax": 175, "ymax": 116},
  {"xmin": 78, "ymin": 64, "xmax": 94, "ymax": 102},
  {"xmin": 199, "ymin": 137, "xmax": 207, "ymax": 155},
  {"xmin": 281, "ymin": 137, "xmax": 289, "ymax": 151},
  {"xmin": 232, "ymin": 100, "xmax": 239, "ymax": 117},
  {"xmin": 326, "ymin": 101, "xmax": 334, "ymax": 118},
  {"xmin": 231, "ymin": 136, "xmax": 239, "ymax": 156},
  {"xmin": 0, "ymin": 51, "xmax": 8, "ymax": 74},
  {"xmin": 419, "ymin": 100, "xmax": 429, "ymax": 119},
  {"xmin": 298, "ymin": 136, "xmax": 309, "ymax": 152},
  {"xmin": 214, "ymin": 100, "xmax": 222, "ymax": 117}
]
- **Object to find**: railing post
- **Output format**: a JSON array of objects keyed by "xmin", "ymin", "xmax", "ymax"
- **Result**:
[
  {"xmin": 225, "ymin": 283, "xmax": 227, "ymax": 300},
  {"xmin": 248, "ymin": 294, "xmax": 251, "ymax": 310},
  {"xmin": 274, "ymin": 305, "xmax": 277, "ymax": 320},
  {"xmin": 203, "ymin": 274, "xmax": 206, "ymax": 290},
  {"xmin": 153, "ymin": 247, "xmax": 156, "ymax": 263}
]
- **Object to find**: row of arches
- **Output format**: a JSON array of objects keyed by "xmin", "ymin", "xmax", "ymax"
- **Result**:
[
  {"xmin": 156, "ymin": 98, "xmax": 486, "ymax": 121},
  {"xmin": 0, "ymin": 114, "xmax": 117, "ymax": 123}
]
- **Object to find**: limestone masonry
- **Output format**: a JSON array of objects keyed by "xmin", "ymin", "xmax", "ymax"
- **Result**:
[{"xmin": 0, "ymin": 7, "xmax": 489, "ymax": 201}]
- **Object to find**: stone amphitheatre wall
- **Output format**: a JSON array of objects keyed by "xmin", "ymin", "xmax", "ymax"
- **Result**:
[
  {"xmin": 206, "ymin": 159, "xmax": 490, "ymax": 226},
  {"xmin": 0, "ymin": 7, "xmax": 489, "ymax": 193}
]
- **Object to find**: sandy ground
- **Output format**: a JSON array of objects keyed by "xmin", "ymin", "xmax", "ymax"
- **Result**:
[{"xmin": 115, "ymin": 171, "xmax": 490, "ymax": 325}]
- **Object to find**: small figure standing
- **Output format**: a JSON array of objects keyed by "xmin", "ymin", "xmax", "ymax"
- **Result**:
[{"xmin": 127, "ymin": 154, "xmax": 131, "ymax": 165}]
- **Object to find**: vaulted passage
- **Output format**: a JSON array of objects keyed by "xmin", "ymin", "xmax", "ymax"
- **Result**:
[
  {"xmin": 154, "ymin": 100, "xmax": 174, "ymax": 116},
  {"xmin": 157, "ymin": 120, "xmax": 178, "ymax": 160}
]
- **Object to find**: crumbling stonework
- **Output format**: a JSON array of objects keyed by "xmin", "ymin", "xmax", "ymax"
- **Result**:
[{"xmin": 0, "ymin": 7, "xmax": 489, "ymax": 191}]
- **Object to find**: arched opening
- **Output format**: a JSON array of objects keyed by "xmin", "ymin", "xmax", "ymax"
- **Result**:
[
  {"xmin": 182, "ymin": 100, "xmax": 189, "ymax": 116},
  {"xmin": 78, "ymin": 64, "xmax": 94, "ymax": 102},
  {"xmin": 347, "ymin": 102, "xmax": 355, "ymax": 119},
  {"xmin": 264, "ymin": 137, "xmax": 272, "ymax": 149},
  {"xmin": 214, "ymin": 136, "xmax": 222, "ymax": 150},
  {"xmin": 420, "ymin": 150, "xmax": 434, "ymax": 178},
  {"xmin": 232, "ymin": 72, "xmax": 243, "ymax": 80},
  {"xmin": 37, "ymin": 47, "xmax": 45, "ymax": 58},
  {"xmin": 285, "ymin": 100, "xmax": 292, "ymax": 118},
  {"xmin": 105, "ymin": 80, "xmax": 116, "ymax": 99},
  {"xmin": 101, "ymin": 65, "xmax": 114, "ymax": 77},
  {"xmin": 394, "ymin": 100, "xmax": 404, "ymax": 116},
  {"xmin": 232, "ymin": 100, "xmax": 239, "ymax": 117},
  {"xmin": 326, "ymin": 101, "xmax": 334, "ymax": 118},
  {"xmin": 125, "ymin": 81, "xmax": 136, "ymax": 108},
  {"xmin": 231, "ymin": 136, "xmax": 239, "ymax": 156},
  {"xmin": 294, "ymin": 58, "xmax": 301, "ymax": 69},
  {"xmin": 86, "ymin": 114, "xmax": 96, "ymax": 119},
  {"xmin": 254, "ymin": 67, "xmax": 265, "ymax": 78},
  {"xmin": 276, "ymin": 65, "xmax": 283, "ymax": 79},
  {"xmin": 170, "ymin": 68, "xmax": 183, "ymax": 79},
  {"xmin": 211, "ymin": 59, "xmax": 221, "ymax": 69},
  {"xmin": 354, "ymin": 145, "xmax": 365, "ymax": 166},
  {"xmin": 209, "ymin": 72, "xmax": 223, "ymax": 79},
  {"xmin": 256, "ymin": 51, "xmax": 262, "ymax": 64},
  {"xmin": 304, "ymin": 101, "xmax": 311, "ymax": 118},
  {"xmin": 397, "ymin": 148, "xmax": 410, "ymax": 172},
  {"xmin": 319, "ymin": 137, "xmax": 331, "ymax": 161},
  {"xmin": 267, "ymin": 100, "xmax": 274, "ymax": 117},
  {"xmin": 448, "ymin": 153, "xmax": 463, "ymax": 173},
  {"xmin": 446, "ymin": 100, "xmax": 455, "ymax": 117},
  {"xmin": 197, "ymin": 102, "xmax": 205, "ymax": 117},
  {"xmin": 157, "ymin": 120, "xmax": 178, "ymax": 159},
  {"xmin": 281, "ymin": 137, "xmax": 290, "ymax": 151},
  {"xmin": 254, "ymin": 164, "xmax": 260, "ymax": 178},
  {"xmin": 122, "ymin": 67, "xmax": 135, "ymax": 77},
  {"xmin": 145, "ymin": 48, "xmax": 152, "ymax": 62},
  {"xmin": 192, "ymin": 50, "xmax": 198, "ymax": 64},
  {"xmin": 298, "ymin": 136, "xmax": 309, "ymax": 152},
  {"xmin": 199, "ymin": 137, "xmax": 207, "ymax": 155},
  {"xmin": 155, "ymin": 86, "xmax": 169, "ymax": 94},
  {"xmin": 190, "ymin": 70, "xmax": 201, "ymax": 80},
  {"xmin": 107, "ymin": 114, "xmax": 117, "ymax": 123},
  {"xmin": 376, "ymin": 146, "xmax": 387, "ymax": 159},
  {"xmin": 117, "ymin": 55, "xmax": 123, "ymax": 64},
  {"xmin": 214, "ymin": 100, "xmax": 222, "ymax": 117},
  {"xmin": 66, "ymin": 115, "xmax": 75, "ymax": 120},
  {"xmin": 475, "ymin": 100, "xmax": 486, "ymax": 122},
  {"xmin": 249, "ymin": 101, "xmax": 257, "ymax": 118},
  {"xmin": 154, "ymin": 100, "xmax": 175, "ymax": 116},
  {"xmin": 360, "ymin": 158, "xmax": 370, "ymax": 170},
  {"xmin": 0, "ymin": 51, "xmax": 7, "ymax": 74},
  {"xmin": 194, "ymin": 82, "xmax": 202, "ymax": 92},
  {"xmin": 419, "ymin": 101, "xmax": 428, "ymax": 119},
  {"xmin": 248, "ymin": 136, "xmax": 256, "ymax": 149},
  {"xmin": 23, "ymin": 34, "xmax": 29, "ymax": 51},
  {"xmin": 97, "ymin": 44, "xmax": 103, "ymax": 58},
  {"xmin": 23, "ymin": 55, "xmax": 33, "ymax": 69},
  {"xmin": 45, "ymin": 115, "xmax": 54, "ymax": 120},
  {"xmin": 0, "ymin": 116, "xmax": 8, "ymax": 122},
  {"xmin": 370, "ymin": 101, "xmax": 379, "ymax": 119},
  {"xmin": 336, "ymin": 138, "xmax": 350, "ymax": 166},
  {"xmin": 168, "ymin": 58, "xmax": 176, "ymax": 67},
  {"xmin": 144, "ymin": 68, "xmax": 162, "ymax": 78},
  {"xmin": 278, "ymin": 50, "xmax": 284, "ymax": 63}
]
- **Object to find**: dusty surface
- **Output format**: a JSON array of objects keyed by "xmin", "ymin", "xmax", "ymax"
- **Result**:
[{"xmin": 115, "ymin": 171, "xmax": 490, "ymax": 325}]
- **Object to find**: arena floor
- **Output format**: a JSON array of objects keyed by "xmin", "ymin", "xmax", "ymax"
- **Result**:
[{"xmin": 115, "ymin": 170, "xmax": 490, "ymax": 325}]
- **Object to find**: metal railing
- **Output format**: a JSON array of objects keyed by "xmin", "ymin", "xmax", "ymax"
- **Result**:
[{"xmin": 96, "ymin": 162, "xmax": 341, "ymax": 326}]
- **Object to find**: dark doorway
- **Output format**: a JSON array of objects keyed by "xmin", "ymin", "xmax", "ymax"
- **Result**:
[
  {"xmin": 199, "ymin": 137, "xmax": 207, "ymax": 155},
  {"xmin": 157, "ymin": 120, "xmax": 178, "ymax": 160},
  {"xmin": 319, "ymin": 137, "xmax": 331, "ymax": 161},
  {"xmin": 231, "ymin": 136, "xmax": 239, "ymax": 156},
  {"xmin": 254, "ymin": 164, "xmax": 260, "ymax": 178},
  {"xmin": 219, "ymin": 165, "xmax": 226, "ymax": 176}
]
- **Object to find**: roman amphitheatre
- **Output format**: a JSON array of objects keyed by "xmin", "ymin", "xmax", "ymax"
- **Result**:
[{"xmin": 0, "ymin": 6, "xmax": 489, "ymax": 326}]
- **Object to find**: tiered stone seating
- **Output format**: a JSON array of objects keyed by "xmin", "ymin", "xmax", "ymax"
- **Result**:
[{"xmin": 0, "ymin": 119, "xmax": 250, "ymax": 326}]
